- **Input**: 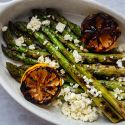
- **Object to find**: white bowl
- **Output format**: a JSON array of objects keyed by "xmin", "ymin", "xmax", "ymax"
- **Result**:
[{"xmin": 0, "ymin": 0, "xmax": 125, "ymax": 125}]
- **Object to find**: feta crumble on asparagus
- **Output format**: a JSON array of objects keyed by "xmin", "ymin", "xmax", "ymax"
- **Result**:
[
  {"xmin": 27, "ymin": 16, "xmax": 41, "ymax": 32},
  {"xmin": 80, "ymin": 45, "xmax": 84, "ymax": 50},
  {"xmin": 73, "ymin": 50, "xmax": 82, "ymax": 63},
  {"xmin": 56, "ymin": 22, "xmax": 66, "ymax": 33},
  {"xmin": 15, "ymin": 36, "xmax": 24, "ymax": 47},
  {"xmin": 41, "ymin": 20, "xmax": 50, "ymax": 26},
  {"xmin": 113, "ymin": 88, "xmax": 123, "ymax": 100},
  {"xmin": 28, "ymin": 44, "xmax": 35, "ymax": 50},
  {"xmin": 60, "ymin": 69, "xmax": 65, "ymax": 74},
  {"xmin": 74, "ymin": 39, "xmax": 80, "ymax": 44},
  {"xmin": 82, "ymin": 76, "xmax": 102, "ymax": 97},
  {"xmin": 38, "ymin": 56, "xmax": 59, "ymax": 68},
  {"xmin": 43, "ymin": 39, "xmax": 49, "ymax": 45},
  {"xmin": 64, "ymin": 34, "xmax": 73, "ymax": 41},
  {"xmin": 118, "ymin": 77, "xmax": 125, "ymax": 82},
  {"xmin": 116, "ymin": 59, "xmax": 123, "ymax": 68},
  {"xmin": 2, "ymin": 26, "xmax": 8, "ymax": 32}
]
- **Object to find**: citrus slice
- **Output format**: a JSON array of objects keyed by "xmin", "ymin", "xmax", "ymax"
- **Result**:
[{"xmin": 20, "ymin": 63, "xmax": 62, "ymax": 105}]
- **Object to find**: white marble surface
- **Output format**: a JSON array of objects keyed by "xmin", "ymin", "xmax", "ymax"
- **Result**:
[{"xmin": 0, "ymin": 0, "xmax": 125, "ymax": 125}]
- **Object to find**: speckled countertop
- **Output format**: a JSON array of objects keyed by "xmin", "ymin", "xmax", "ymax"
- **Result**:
[{"xmin": 0, "ymin": 0, "xmax": 125, "ymax": 125}]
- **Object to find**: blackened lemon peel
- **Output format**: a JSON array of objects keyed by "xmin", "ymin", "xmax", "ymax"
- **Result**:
[
  {"xmin": 20, "ymin": 63, "xmax": 62, "ymax": 105},
  {"xmin": 81, "ymin": 13, "xmax": 121, "ymax": 52}
]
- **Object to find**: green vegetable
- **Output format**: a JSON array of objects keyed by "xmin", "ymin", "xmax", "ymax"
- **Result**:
[
  {"xmin": 9, "ymin": 21, "xmax": 125, "ymax": 122},
  {"xmin": 2, "ymin": 45, "xmax": 37, "ymax": 65}
]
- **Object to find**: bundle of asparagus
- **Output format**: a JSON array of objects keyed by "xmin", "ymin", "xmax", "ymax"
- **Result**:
[{"xmin": 2, "ymin": 9, "xmax": 125, "ymax": 123}]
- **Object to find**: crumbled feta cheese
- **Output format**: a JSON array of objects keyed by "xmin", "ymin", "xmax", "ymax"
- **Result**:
[
  {"xmin": 55, "ymin": 46, "xmax": 59, "ymax": 50},
  {"xmin": 37, "ymin": 56, "xmax": 59, "ymax": 68},
  {"xmin": 47, "ymin": 15, "xmax": 51, "ymax": 18},
  {"xmin": 67, "ymin": 48, "xmax": 69, "ymax": 51},
  {"xmin": 52, "ymin": 15, "xmax": 55, "ymax": 20},
  {"xmin": 113, "ymin": 88, "xmax": 123, "ymax": 100},
  {"xmin": 28, "ymin": 44, "xmax": 35, "ymax": 50},
  {"xmin": 37, "ymin": 55, "xmax": 44, "ymax": 63},
  {"xmin": 73, "ymin": 50, "xmax": 82, "ymax": 63},
  {"xmin": 122, "ymin": 57, "xmax": 125, "ymax": 61},
  {"xmin": 103, "ymin": 57, "xmax": 106, "ymax": 60},
  {"xmin": 87, "ymin": 87, "xmax": 102, "ymax": 97},
  {"xmin": 75, "ymin": 43, "xmax": 80, "ymax": 47},
  {"xmin": 73, "ymin": 84, "xmax": 79, "ymax": 88},
  {"xmin": 64, "ymin": 34, "xmax": 73, "ymax": 41},
  {"xmin": 74, "ymin": 39, "xmax": 80, "ymax": 44},
  {"xmin": 41, "ymin": 20, "xmax": 50, "ymax": 26},
  {"xmin": 80, "ymin": 46, "xmax": 84, "ymax": 50},
  {"xmin": 56, "ymin": 22, "xmax": 66, "ymax": 33},
  {"xmin": 86, "ymin": 65, "xmax": 90, "ymax": 68},
  {"xmin": 44, "ymin": 56, "xmax": 52, "ymax": 63},
  {"xmin": 49, "ymin": 60, "xmax": 59, "ymax": 68},
  {"xmin": 106, "ymin": 77, "xmax": 109, "ymax": 80},
  {"xmin": 110, "ymin": 56, "xmax": 113, "ymax": 59},
  {"xmin": 60, "ymin": 69, "xmax": 65, "ymax": 74},
  {"xmin": 110, "ymin": 77, "xmax": 115, "ymax": 81},
  {"xmin": 2, "ymin": 26, "xmax": 8, "ymax": 32},
  {"xmin": 118, "ymin": 77, "xmax": 125, "ymax": 82},
  {"xmin": 70, "ymin": 83, "xmax": 74, "ymax": 86},
  {"xmin": 83, "ymin": 76, "xmax": 93, "ymax": 84},
  {"xmin": 37, "ymin": 52, "xmax": 40, "ymax": 55},
  {"xmin": 52, "ymin": 99, "xmax": 62, "ymax": 107},
  {"xmin": 22, "ymin": 53, "xmax": 25, "ymax": 57},
  {"xmin": 27, "ymin": 16, "xmax": 41, "ymax": 32},
  {"xmin": 15, "ymin": 36, "xmax": 24, "ymax": 47},
  {"xmin": 82, "ymin": 76, "xmax": 101, "ymax": 97},
  {"xmin": 59, "ymin": 86, "xmax": 99, "ymax": 122},
  {"xmin": 43, "ymin": 40, "xmax": 49, "ymax": 45},
  {"xmin": 116, "ymin": 59, "xmax": 123, "ymax": 68},
  {"xmin": 22, "ymin": 43, "xmax": 26, "ymax": 47}
]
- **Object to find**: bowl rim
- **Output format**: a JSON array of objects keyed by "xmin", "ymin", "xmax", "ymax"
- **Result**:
[{"xmin": 0, "ymin": 0, "xmax": 125, "ymax": 125}]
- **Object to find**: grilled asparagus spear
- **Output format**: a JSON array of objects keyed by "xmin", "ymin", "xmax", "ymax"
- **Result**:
[
  {"xmin": 2, "ymin": 45, "xmax": 37, "ymax": 65},
  {"xmin": 83, "ymin": 64, "xmax": 125, "ymax": 77},
  {"xmin": 6, "ymin": 62, "xmax": 29, "ymax": 82},
  {"xmin": 11, "ymin": 46, "xmax": 49, "ymax": 59},
  {"xmin": 101, "ymin": 80, "xmax": 125, "ymax": 91}
]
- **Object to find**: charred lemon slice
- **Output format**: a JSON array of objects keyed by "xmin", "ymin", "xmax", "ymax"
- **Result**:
[
  {"xmin": 20, "ymin": 64, "xmax": 62, "ymax": 105},
  {"xmin": 81, "ymin": 13, "xmax": 121, "ymax": 52}
]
